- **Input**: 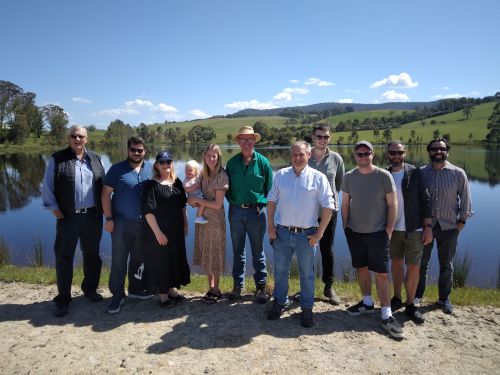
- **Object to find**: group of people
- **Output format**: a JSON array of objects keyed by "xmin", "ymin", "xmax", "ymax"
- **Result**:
[{"xmin": 41, "ymin": 124, "xmax": 472, "ymax": 339}]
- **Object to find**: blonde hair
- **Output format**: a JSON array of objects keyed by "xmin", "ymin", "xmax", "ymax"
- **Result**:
[
  {"xmin": 153, "ymin": 160, "xmax": 177, "ymax": 181},
  {"xmin": 185, "ymin": 160, "xmax": 200, "ymax": 175},
  {"xmin": 202, "ymin": 144, "xmax": 223, "ymax": 178}
]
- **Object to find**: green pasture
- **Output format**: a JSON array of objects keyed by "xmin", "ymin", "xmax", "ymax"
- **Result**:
[{"xmin": 324, "ymin": 109, "xmax": 412, "ymax": 127}]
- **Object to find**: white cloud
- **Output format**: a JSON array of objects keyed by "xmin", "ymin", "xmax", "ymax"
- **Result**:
[
  {"xmin": 224, "ymin": 100, "xmax": 278, "ymax": 110},
  {"xmin": 470, "ymin": 91, "xmax": 480, "ymax": 96},
  {"xmin": 305, "ymin": 77, "xmax": 335, "ymax": 87},
  {"xmin": 336, "ymin": 98, "xmax": 353, "ymax": 104},
  {"xmin": 273, "ymin": 87, "xmax": 310, "ymax": 101},
  {"xmin": 370, "ymin": 73, "xmax": 418, "ymax": 89},
  {"xmin": 443, "ymin": 86, "xmax": 449, "ymax": 90},
  {"xmin": 381, "ymin": 90, "xmax": 410, "ymax": 102},
  {"xmin": 125, "ymin": 99, "xmax": 153, "ymax": 107},
  {"xmin": 72, "ymin": 97, "xmax": 91, "ymax": 104},
  {"xmin": 431, "ymin": 93, "xmax": 462, "ymax": 99},
  {"xmin": 189, "ymin": 109, "xmax": 209, "ymax": 118},
  {"xmin": 95, "ymin": 108, "xmax": 140, "ymax": 116},
  {"xmin": 155, "ymin": 103, "xmax": 178, "ymax": 113},
  {"xmin": 290, "ymin": 79, "xmax": 300, "ymax": 84},
  {"xmin": 345, "ymin": 89, "xmax": 360, "ymax": 93}
]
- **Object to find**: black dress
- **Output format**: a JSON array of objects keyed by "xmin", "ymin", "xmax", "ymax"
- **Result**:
[{"xmin": 142, "ymin": 178, "xmax": 190, "ymax": 293}]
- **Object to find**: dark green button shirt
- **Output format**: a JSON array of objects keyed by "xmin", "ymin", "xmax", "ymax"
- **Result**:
[{"xmin": 226, "ymin": 151, "xmax": 273, "ymax": 205}]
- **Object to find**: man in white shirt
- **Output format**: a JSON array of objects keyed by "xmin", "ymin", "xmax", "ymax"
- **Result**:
[{"xmin": 267, "ymin": 141, "xmax": 335, "ymax": 327}]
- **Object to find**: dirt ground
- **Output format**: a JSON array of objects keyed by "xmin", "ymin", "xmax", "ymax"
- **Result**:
[{"xmin": 0, "ymin": 282, "xmax": 498, "ymax": 375}]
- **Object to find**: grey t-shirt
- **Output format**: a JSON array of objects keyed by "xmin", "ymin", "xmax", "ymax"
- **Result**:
[{"xmin": 341, "ymin": 167, "xmax": 396, "ymax": 233}]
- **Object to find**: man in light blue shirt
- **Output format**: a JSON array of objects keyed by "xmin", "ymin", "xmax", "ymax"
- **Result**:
[
  {"xmin": 41, "ymin": 125, "xmax": 105, "ymax": 317},
  {"xmin": 267, "ymin": 141, "xmax": 335, "ymax": 327},
  {"xmin": 102, "ymin": 136, "xmax": 152, "ymax": 314}
]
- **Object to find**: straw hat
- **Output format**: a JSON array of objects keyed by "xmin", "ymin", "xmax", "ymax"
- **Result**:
[{"xmin": 234, "ymin": 126, "xmax": 261, "ymax": 142}]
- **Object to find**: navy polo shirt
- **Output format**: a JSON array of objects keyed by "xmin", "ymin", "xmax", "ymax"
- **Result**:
[{"xmin": 103, "ymin": 160, "xmax": 152, "ymax": 221}]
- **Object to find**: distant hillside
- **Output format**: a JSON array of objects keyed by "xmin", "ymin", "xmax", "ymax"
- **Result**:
[{"xmin": 231, "ymin": 101, "xmax": 439, "ymax": 117}]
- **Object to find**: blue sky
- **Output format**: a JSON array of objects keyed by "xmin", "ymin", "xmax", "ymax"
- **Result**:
[{"xmin": 2, "ymin": 0, "xmax": 499, "ymax": 129}]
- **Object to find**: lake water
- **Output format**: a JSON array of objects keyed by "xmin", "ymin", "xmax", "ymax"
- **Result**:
[{"xmin": 1, "ymin": 144, "xmax": 499, "ymax": 288}]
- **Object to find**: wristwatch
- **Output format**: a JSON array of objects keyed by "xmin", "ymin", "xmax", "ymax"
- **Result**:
[{"xmin": 105, "ymin": 216, "xmax": 113, "ymax": 222}]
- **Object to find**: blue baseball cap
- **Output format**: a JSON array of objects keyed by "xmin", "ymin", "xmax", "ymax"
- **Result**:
[{"xmin": 155, "ymin": 151, "xmax": 173, "ymax": 162}]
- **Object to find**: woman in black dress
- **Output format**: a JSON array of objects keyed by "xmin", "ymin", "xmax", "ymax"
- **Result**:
[{"xmin": 143, "ymin": 151, "xmax": 190, "ymax": 306}]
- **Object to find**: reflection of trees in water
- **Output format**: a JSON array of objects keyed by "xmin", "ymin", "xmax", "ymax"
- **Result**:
[
  {"xmin": 485, "ymin": 145, "xmax": 500, "ymax": 186},
  {"xmin": 0, "ymin": 153, "xmax": 46, "ymax": 212}
]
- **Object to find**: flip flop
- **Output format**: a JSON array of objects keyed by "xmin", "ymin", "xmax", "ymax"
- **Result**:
[{"xmin": 202, "ymin": 291, "xmax": 221, "ymax": 304}]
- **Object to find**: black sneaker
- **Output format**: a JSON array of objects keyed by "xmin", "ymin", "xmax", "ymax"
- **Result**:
[
  {"xmin": 54, "ymin": 303, "xmax": 68, "ymax": 317},
  {"xmin": 300, "ymin": 308, "xmax": 314, "ymax": 328},
  {"xmin": 324, "ymin": 283, "xmax": 341, "ymax": 305},
  {"xmin": 390, "ymin": 296, "xmax": 404, "ymax": 311},
  {"xmin": 347, "ymin": 300, "xmax": 375, "ymax": 316},
  {"xmin": 107, "ymin": 296, "xmax": 125, "ymax": 314},
  {"xmin": 381, "ymin": 316, "xmax": 405, "ymax": 339},
  {"xmin": 405, "ymin": 304, "xmax": 425, "ymax": 325},
  {"xmin": 267, "ymin": 302, "xmax": 285, "ymax": 320},
  {"xmin": 84, "ymin": 291, "xmax": 104, "ymax": 302},
  {"xmin": 255, "ymin": 284, "xmax": 268, "ymax": 304},
  {"xmin": 438, "ymin": 299, "xmax": 454, "ymax": 314}
]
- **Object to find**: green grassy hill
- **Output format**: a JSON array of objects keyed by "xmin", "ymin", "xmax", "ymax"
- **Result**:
[
  {"xmin": 324, "ymin": 109, "xmax": 412, "ymax": 127},
  {"xmin": 329, "ymin": 102, "xmax": 496, "ymax": 144}
]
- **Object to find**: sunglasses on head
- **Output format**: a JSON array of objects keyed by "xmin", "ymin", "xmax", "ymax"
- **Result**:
[
  {"xmin": 356, "ymin": 151, "xmax": 372, "ymax": 157},
  {"xmin": 158, "ymin": 160, "xmax": 173, "ymax": 165},
  {"xmin": 314, "ymin": 134, "xmax": 330, "ymax": 140},
  {"xmin": 430, "ymin": 147, "xmax": 447, "ymax": 152},
  {"xmin": 129, "ymin": 147, "xmax": 144, "ymax": 154},
  {"xmin": 388, "ymin": 150, "xmax": 405, "ymax": 156},
  {"xmin": 69, "ymin": 134, "xmax": 86, "ymax": 140}
]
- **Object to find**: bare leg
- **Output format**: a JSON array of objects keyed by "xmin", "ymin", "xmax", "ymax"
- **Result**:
[
  {"xmin": 357, "ymin": 267, "xmax": 372, "ymax": 296},
  {"xmin": 391, "ymin": 258, "xmax": 405, "ymax": 299},
  {"xmin": 375, "ymin": 273, "xmax": 391, "ymax": 307},
  {"xmin": 405, "ymin": 264, "xmax": 420, "ymax": 305},
  {"xmin": 197, "ymin": 206, "xmax": 206, "ymax": 218}
]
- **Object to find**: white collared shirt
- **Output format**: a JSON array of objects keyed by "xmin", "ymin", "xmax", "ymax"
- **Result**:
[{"xmin": 268, "ymin": 165, "xmax": 335, "ymax": 228}]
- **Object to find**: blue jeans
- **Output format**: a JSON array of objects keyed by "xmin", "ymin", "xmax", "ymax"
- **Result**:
[
  {"xmin": 109, "ymin": 217, "xmax": 148, "ymax": 298},
  {"xmin": 229, "ymin": 205, "xmax": 267, "ymax": 288},
  {"xmin": 272, "ymin": 226, "xmax": 317, "ymax": 309}
]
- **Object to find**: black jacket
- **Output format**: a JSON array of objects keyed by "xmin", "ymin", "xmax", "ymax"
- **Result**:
[
  {"xmin": 387, "ymin": 163, "xmax": 431, "ymax": 231},
  {"xmin": 52, "ymin": 147, "xmax": 104, "ymax": 217}
]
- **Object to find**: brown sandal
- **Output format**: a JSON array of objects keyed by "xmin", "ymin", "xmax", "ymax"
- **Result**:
[{"xmin": 202, "ymin": 291, "xmax": 221, "ymax": 304}]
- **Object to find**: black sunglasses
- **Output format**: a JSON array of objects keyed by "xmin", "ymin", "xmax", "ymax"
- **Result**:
[
  {"xmin": 314, "ymin": 135, "xmax": 330, "ymax": 140},
  {"xmin": 129, "ymin": 147, "xmax": 144, "ymax": 154},
  {"xmin": 388, "ymin": 151, "xmax": 405, "ymax": 156},
  {"xmin": 69, "ymin": 134, "xmax": 86, "ymax": 139},
  {"xmin": 356, "ymin": 151, "xmax": 372, "ymax": 157},
  {"xmin": 430, "ymin": 147, "xmax": 447, "ymax": 152},
  {"xmin": 158, "ymin": 160, "xmax": 173, "ymax": 165}
]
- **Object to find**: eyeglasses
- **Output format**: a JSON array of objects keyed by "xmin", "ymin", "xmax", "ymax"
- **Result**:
[
  {"xmin": 355, "ymin": 151, "xmax": 372, "ymax": 157},
  {"xmin": 238, "ymin": 137, "xmax": 255, "ymax": 143},
  {"xmin": 388, "ymin": 151, "xmax": 405, "ymax": 156},
  {"xmin": 158, "ymin": 160, "xmax": 173, "ymax": 165},
  {"xmin": 314, "ymin": 135, "xmax": 330, "ymax": 140},
  {"xmin": 69, "ymin": 134, "xmax": 86, "ymax": 140},
  {"xmin": 129, "ymin": 147, "xmax": 144, "ymax": 154},
  {"xmin": 430, "ymin": 147, "xmax": 447, "ymax": 152}
]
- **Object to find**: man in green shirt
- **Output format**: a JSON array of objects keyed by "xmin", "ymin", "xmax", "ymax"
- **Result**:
[{"xmin": 226, "ymin": 126, "xmax": 273, "ymax": 303}]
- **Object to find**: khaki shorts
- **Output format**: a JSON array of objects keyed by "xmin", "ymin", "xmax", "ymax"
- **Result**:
[{"xmin": 389, "ymin": 230, "xmax": 423, "ymax": 265}]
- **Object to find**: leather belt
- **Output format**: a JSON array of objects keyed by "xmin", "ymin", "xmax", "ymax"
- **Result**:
[
  {"xmin": 75, "ymin": 207, "xmax": 95, "ymax": 214},
  {"xmin": 277, "ymin": 224, "xmax": 317, "ymax": 233}
]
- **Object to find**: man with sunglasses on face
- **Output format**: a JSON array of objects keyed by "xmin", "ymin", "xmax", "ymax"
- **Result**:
[
  {"xmin": 415, "ymin": 139, "xmax": 472, "ymax": 315},
  {"xmin": 341, "ymin": 140, "xmax": 404, "ymax": 339},
  {"xmin": 386, "ymin": 141, "xmax": 432, "ymax": 324},
  {"xmin": 307, "ymin": 125, "xmax": 344, "ymax": 305},
  {"xmin": 102, "ymin": 136, "xmax": 153, "ymax": 314},
  {"xmin": 42, "ymin": 125, "xmax": 105, "ymax": 317}
]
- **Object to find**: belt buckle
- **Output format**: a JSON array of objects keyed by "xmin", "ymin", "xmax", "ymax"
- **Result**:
[
  {"xmin": 241, "ymin": 204, "xmax": 250, "ymax": 208},
  {"xmin": 76, "ymin": 208, "xmax": 87, "ymax": 214},
  {"xmin": 289, "ymin": 226, "xmax": 299, "ymax": 233}
]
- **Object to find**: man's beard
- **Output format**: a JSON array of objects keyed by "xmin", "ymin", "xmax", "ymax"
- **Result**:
[
  {"xmin": 390, "ymin": 160, "xmax": 403, "ymax": 168},
  {"xmin": 430, "ymin": 153, "xmax": 447, "ymax": 162},
  {"xmin": 128, "ymin": 156, "xmax": 143, "ymax": 165}
]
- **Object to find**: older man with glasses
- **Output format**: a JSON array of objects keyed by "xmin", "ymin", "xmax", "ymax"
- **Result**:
[
  {"xmin": 102, "ymin": 136, "xmax": 153, "ymax": 314},
  {"xmin": 42, "ymin": 125, "xmax": 105, "ymax": 317},
  {"xmin": 341, "ymin": 140, "xmax": 404, "ymax": 339}
]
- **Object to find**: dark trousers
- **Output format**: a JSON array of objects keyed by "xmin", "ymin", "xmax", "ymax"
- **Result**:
[
  {"xmin": 416, "ymin": 222, "xmax": 459, "ymax": 301},
  {"xmin": 319, "ymin": 211, "xmax": 337, "ymax": 285},
  {"xmin": 109, "ymin": 217, "xmax": 148, "ymax": 298},
  {"xmin": 53, "ymin": 211, "xmax": 103, "ymax": 304}
]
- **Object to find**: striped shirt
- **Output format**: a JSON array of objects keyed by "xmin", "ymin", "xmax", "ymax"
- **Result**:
[{"xmin": 420, "ymin": 161, "xmax": 472, "ymax": 230}]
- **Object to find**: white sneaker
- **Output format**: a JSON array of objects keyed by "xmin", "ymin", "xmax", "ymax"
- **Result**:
[
  {"xmin": 414, "ymin": 297, "xmax": 421, "ymax": 307},
  {"xmin": 195, "ymin": 216, "xmax": 208, "ymax": 224}
]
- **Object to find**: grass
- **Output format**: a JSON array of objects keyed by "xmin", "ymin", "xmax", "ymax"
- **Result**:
[
  {"xmin": 33, "ymin": 236, "xmax": 44, "ymax": 267},
  {"xmin": 453, "ymin": 251, "xmax": 472, "ymax": 288},
  {"xmin": 1, "ymin": 265, "xmax": 498, "ymax": 307},
  {"xmin": 0, "ymin": 236, "xmax": 10, "ymax": 266},
  {"xmin": 324, "ymin": 109, "xmax": 413, "ymax": 127}
]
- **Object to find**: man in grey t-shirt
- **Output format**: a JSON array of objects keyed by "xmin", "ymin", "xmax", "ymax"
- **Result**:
[{"xmin": 341, "ymin": 141, "xmax": 403, "ymax": 339}]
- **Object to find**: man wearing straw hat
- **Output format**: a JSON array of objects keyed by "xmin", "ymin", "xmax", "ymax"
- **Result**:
[{"xmin": 226, "ymin": 126, "xmax": 273, "ymax": 303}]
